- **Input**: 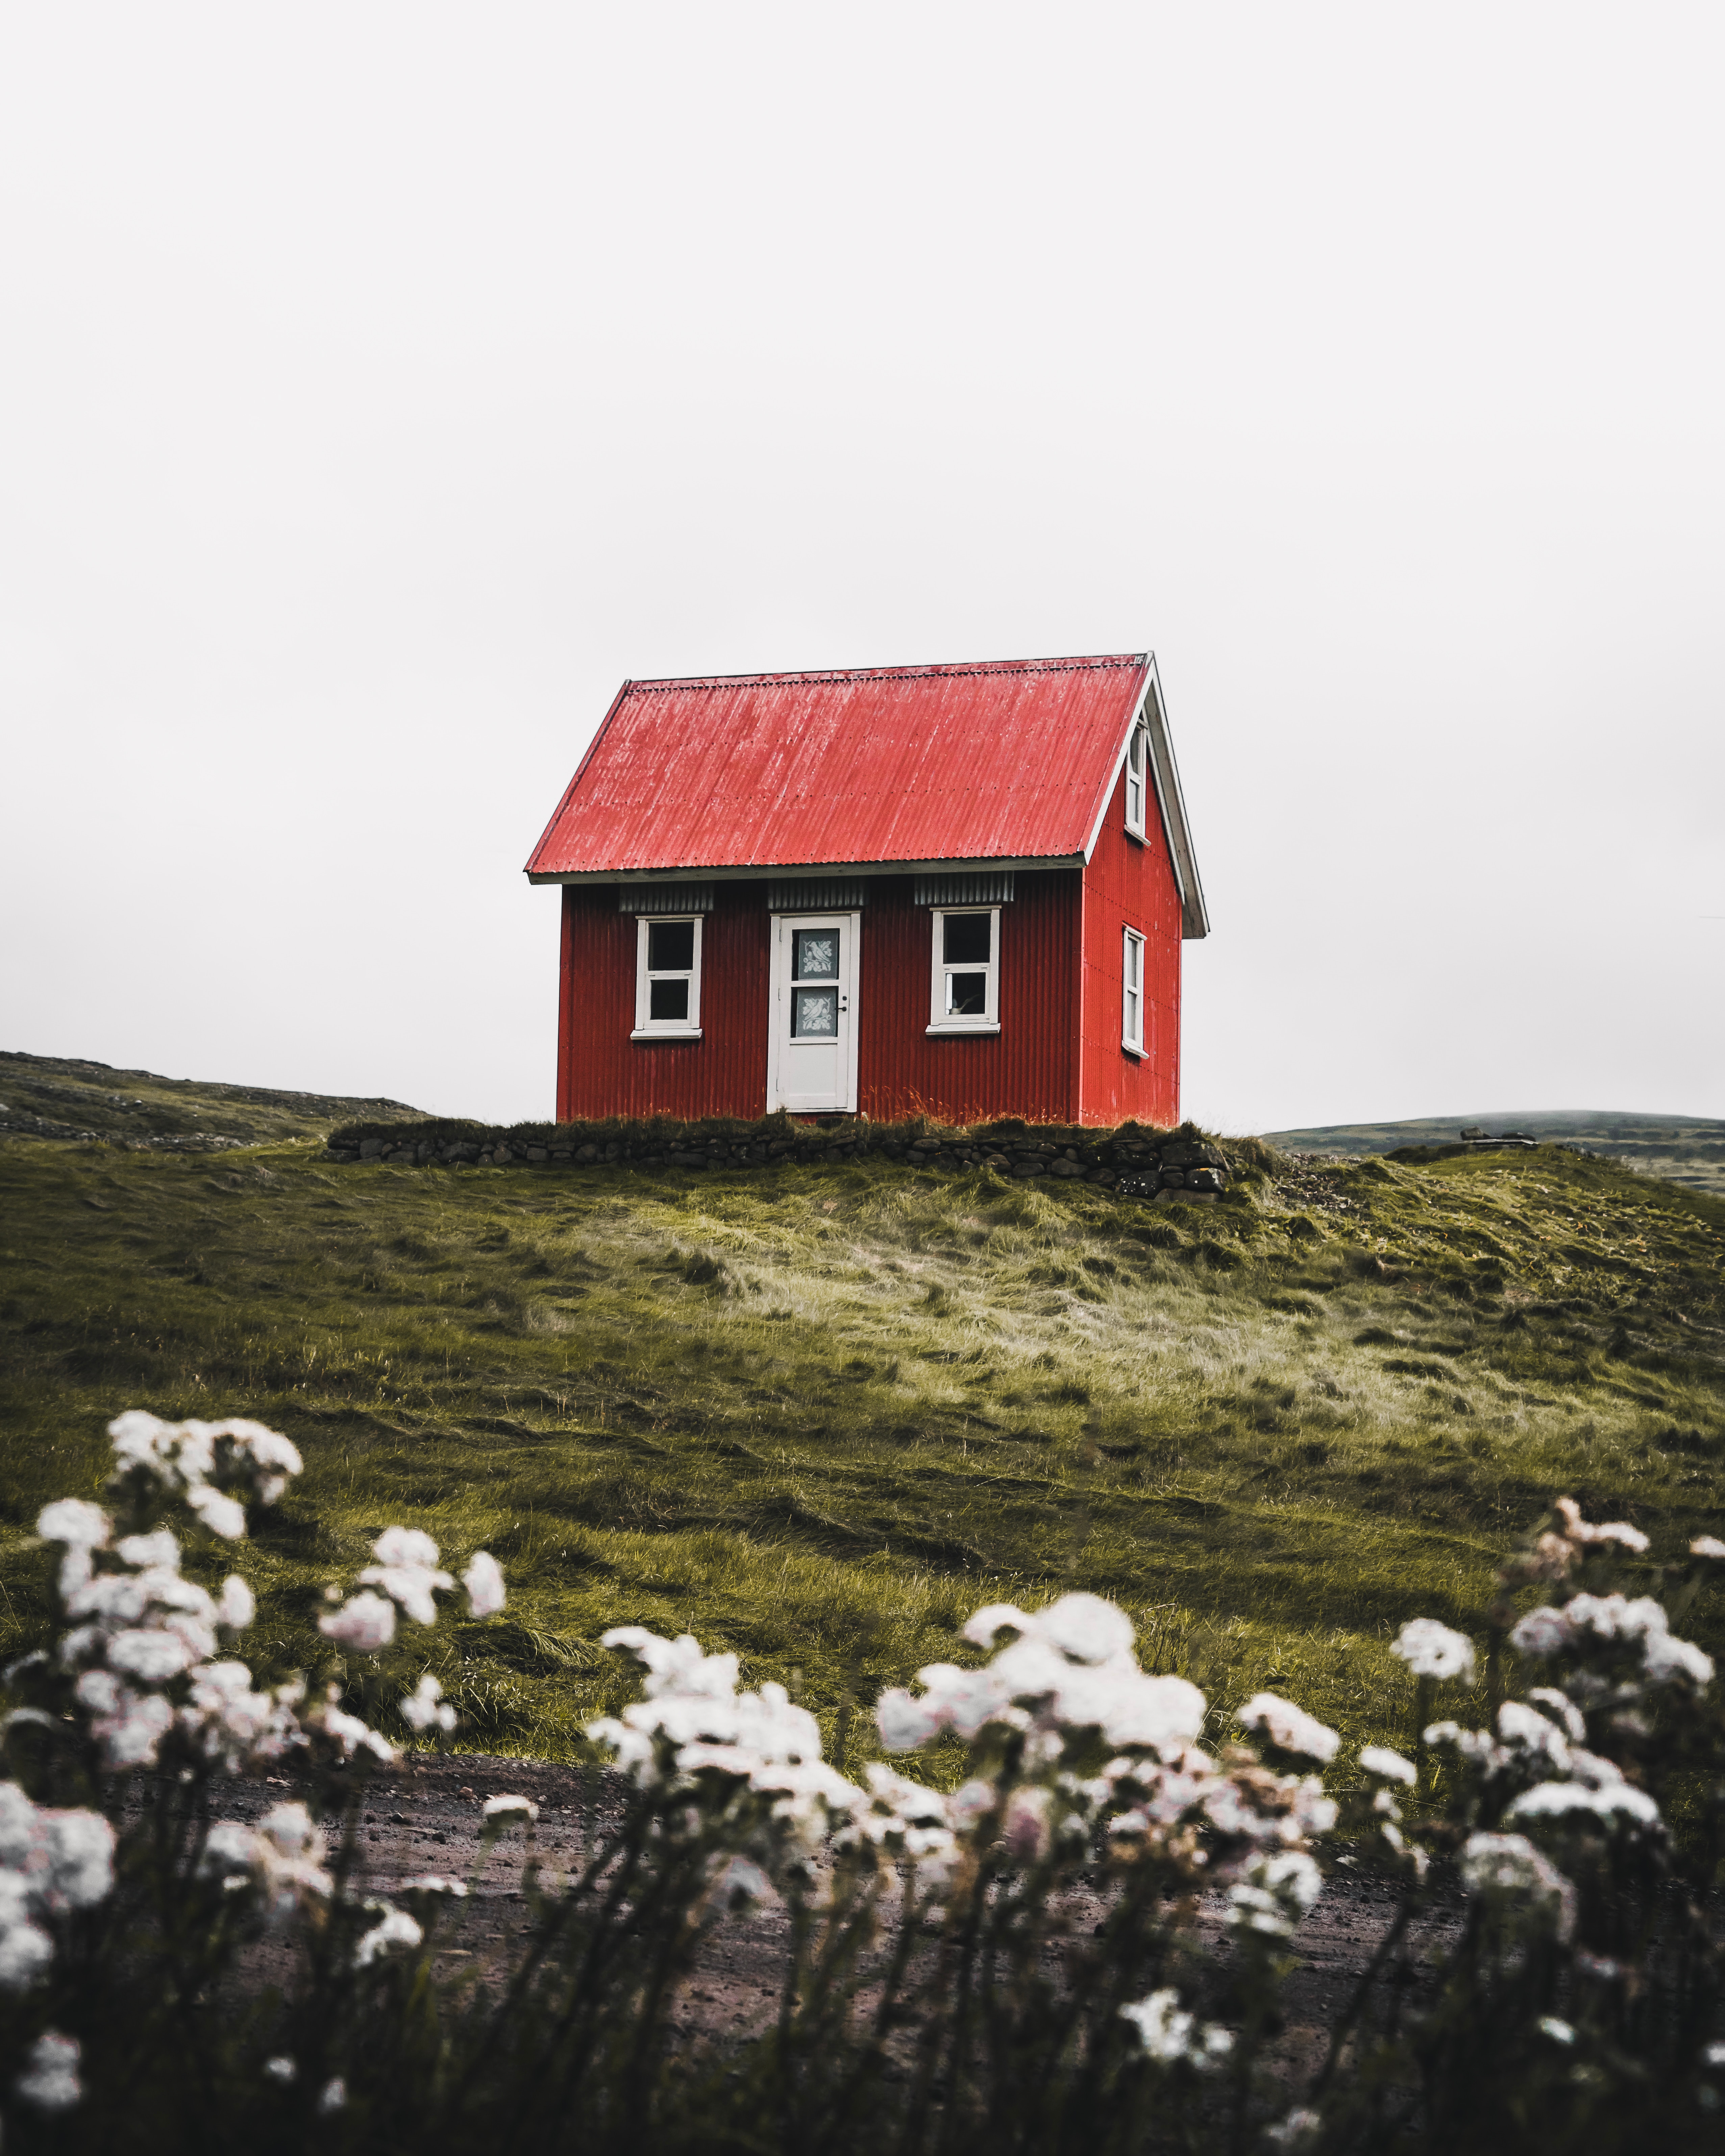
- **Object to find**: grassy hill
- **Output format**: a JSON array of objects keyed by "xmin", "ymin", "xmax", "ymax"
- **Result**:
[
  {"xmin": 0, "ymin": 1047, "xmax": 423, "ymax": 1150},
  {"xmin": 1266, "ymin": 1109, "xmax": 1725, "ymax": 1197},
  {"xmin": 2, "ymin": 1095, "xmax": 1723, "ymax": 1782}
]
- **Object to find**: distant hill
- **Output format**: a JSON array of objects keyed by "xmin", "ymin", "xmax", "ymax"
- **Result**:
[
  {"xmin": 1263, "ymin": 1109, "xmax": 1725, "ymax": 1197},
  {"xmin": 0, "ymin": 1049, "xmax": 424, "ymax": 1152}
]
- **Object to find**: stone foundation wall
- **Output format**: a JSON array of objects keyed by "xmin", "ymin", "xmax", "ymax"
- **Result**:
[{"xmin": 323, "ymin": 1123, "xmax": 1231, "ymax": 1199}]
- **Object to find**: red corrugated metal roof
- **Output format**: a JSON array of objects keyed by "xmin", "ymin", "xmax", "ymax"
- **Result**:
[{"xmin": 525, "ymin": 654, "xmax": 1153, "ymax": 881}]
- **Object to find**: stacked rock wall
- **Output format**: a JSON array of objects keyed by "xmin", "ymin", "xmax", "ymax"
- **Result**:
[{"xmin": 324, "ymin": 1118, "xmax": 1231, "ymax": 1199}]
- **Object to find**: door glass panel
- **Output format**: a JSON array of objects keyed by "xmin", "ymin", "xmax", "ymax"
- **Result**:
[
  {"xmin": 942, "ymin": 914, "xmax": 991, "ymax": 965},
  {"xmin": 647, "ymin": 920, "xmax": 695, "ymax": 971},
  {"xmin": 793, "ymin": 929, "xmax": 838, "ymax": 981},
  {"xmin": 945, "ymin": 972, "xmax": 988, "ymax": 1016},
  {"xmin": 793, "ymin": 987, "xmax": 838, "ymax": 1037}
]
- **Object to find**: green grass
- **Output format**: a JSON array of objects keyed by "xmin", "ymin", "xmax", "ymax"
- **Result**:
[
  {"xmin": 1266, "ymin": 1107, "xmax": 1725, "ymax": 1197},
  {"xmin": 3, "ymin": 1125, "xmax": 1723, "ymax": 1780}
]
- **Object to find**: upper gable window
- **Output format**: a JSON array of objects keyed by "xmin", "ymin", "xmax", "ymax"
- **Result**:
[
  {"xmin": 632, "ymin": 915, "xmax": 703, "ymax": 1040},
  {"xmin": 1124, "ymin": 718, "xmax": 1149, "ymax": 840},
  {"xmin": 927, "ymin": 907, "xmax": 1001, "ymax": 1035}
]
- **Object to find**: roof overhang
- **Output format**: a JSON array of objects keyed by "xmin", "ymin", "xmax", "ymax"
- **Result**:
[
  {"xmin": 1079, "ymin": 654, "xmax": 1209, "ymax": 939},
  {"xmin": 526, "ymin": 851, "xmax": 1086, "ymax": 888}
]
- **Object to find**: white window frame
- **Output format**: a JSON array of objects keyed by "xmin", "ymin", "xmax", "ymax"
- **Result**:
[
  {"xmin": 927, "ymin": 906, "xmax": 1001, "ymax": 1036},
  {"xmin": 632, "ymin": 914, "xmax": 704, "ymax": 1040},
  {"xmin": 1121, "ymin": 926, "xmax": 1145, "ymax": 1056},
  {"xmin": 1124, "ymin": 719, "xmax": 1148, "ymax": 840}
]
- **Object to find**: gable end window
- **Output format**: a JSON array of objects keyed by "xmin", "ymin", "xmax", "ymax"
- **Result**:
[
  {"xmin": 1121, "ymin": 926, "xmax": 1145, "ymax": 1056},
  {"xmin": 927, "ymin": 907, "xmax": 1001, "ymax": 1035},
  {"xmin": 1124, "ymin": 719, "xmax": 1149, "ymax": 840},
  {"xmin": 632, "ymin": 915, "xmax": 703, "ymax": 1040}
]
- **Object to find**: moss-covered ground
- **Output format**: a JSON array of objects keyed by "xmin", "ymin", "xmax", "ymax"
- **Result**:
[{"xmin": 2, "ymin": 1128, "xmax": 1722, "ymax": 1780}]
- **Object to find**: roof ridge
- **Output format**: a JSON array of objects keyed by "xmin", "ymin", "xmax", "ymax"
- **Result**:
[{"xmin": 629, "ymin": 653, "xmax": 1145, "ymax": 693}]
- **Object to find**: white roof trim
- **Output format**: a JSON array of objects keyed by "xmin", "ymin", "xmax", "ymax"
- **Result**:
[{"xmin": 1079, "ymin": 654, "xmax": 1209, "ymax": 940}]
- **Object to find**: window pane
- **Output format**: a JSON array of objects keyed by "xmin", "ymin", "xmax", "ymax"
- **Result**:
[
  {"xmin": 793, "ymin": 930, "xmax": 838, "ymax": 981},
  {"xmin": 946, "ymin": 971, "xmax": 988, "ymax": 1016},
  {"xmin": 942, "ymin": 913, "xmax": 991, "ymax": 964},
  {"xmin": 648, "ymin": 920, "xmax": 695, "ymax": 972},
  {"xmin": 793, "ymin": 986, "xmax": 838, "ymax": 1037},
  {"xmin": 649, "ymin": 978, "xmax": 690, "ymax": 1022}
]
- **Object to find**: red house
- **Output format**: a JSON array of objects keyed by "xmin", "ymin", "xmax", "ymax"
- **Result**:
[{"xmin": 525, "ymin": 652, "xmax": 1207, "ymax": 1128}]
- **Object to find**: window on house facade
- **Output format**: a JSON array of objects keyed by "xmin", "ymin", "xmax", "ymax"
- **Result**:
[
  {"xmin": 1124, "ymin": 719, "xmax": 1148, "ymax": 839},
  {"xmin": 633, "ymin": 915, "xmax": 703, "ymax": 1039},
  {"xmin": 927, "ymin": 907, "xmax": 1001, "ymax": 1034},
  {"xmin": 1122, "ymin": 926, "xmax": 1145, "ymax": 1055}
]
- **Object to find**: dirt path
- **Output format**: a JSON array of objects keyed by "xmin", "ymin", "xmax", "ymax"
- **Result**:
[{"xmin": 120, "ymin": 1750, "xmax": 1465, "ymax": 2068}]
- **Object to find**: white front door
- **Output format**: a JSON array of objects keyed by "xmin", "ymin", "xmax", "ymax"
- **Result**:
[{"xmin": 767, "ymin": 912, "xmax": 860, "ymax": 1113}]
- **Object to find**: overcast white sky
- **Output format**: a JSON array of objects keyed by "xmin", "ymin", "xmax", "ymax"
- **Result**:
[{"xmin": 3, "ymin": 4, "xmax": 1721, "ymax": 1134}]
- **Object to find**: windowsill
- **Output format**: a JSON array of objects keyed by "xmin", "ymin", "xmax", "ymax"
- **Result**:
[
  {"xmin": 1121, "ymin": 1039, "xmax": 1143, "ymax": 1059},
  {"xmin": 631, "ymin": 1027, "xmax": 704, "ymax": 1042},
  {"xmin": 926, "ymin": 1022, "xmax": 1001, "ymax": 1037},
  {"xmin": 1124, "ymin": 826, "xmax": 1146, "ymax": 845}
]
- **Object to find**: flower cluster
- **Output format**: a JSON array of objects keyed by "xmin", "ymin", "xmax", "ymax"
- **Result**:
[
  {"xmin": 0, "ymin": 1782, "xmax": 115, "ymax": 1990},
  {"xmin": 106, "ymin": 1410, "xmax": 303, "ymax": 1540},
  {"xmin": 592, "ymin": 1629, "xmax": 872, "ymax": 1869},
  {"xmin": 197, "ymin": 1801, "xmax": 334, "ymax": 1918},
  {"xmin": 1389, "ymin": 1618, "xmax": 1476, "ymax": 1684},
  {"xmin": 876, "ymin": 1594, "xmax": 1338, "ymax": 1888},
  {"xmin": 1510, "ymin": 1591, "xmax": 1714, "ymax": 1691},
  {"xmin": 322, "ymin": 1528, "xmax": 504, "ymax": 1651},
  {"xmin": 36, "ymin": 1505, "xmax": 284, "ymax": 1773},
  {"xmin": 1119, "ymin": 1986, "xmax": 1235, "ymax": 2070}
]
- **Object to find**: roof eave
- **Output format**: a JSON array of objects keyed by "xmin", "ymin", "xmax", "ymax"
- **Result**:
[{"xmin": 526, "ymin": 851, "xmax": 1088, "ymax": 888}]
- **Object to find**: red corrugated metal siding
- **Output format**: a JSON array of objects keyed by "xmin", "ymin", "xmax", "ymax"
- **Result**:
[
  {"xmin": 526, "ymin": 655, "xmax": 1150, "ymax": 879},
  {"xmin": 856, "ymin": 873, "xmax": 1081, "ymax": 1125},
  {"xmin": 557, "ymin": 884, "xmax": 770, "ymax": 1121},
  {"xmin": 1077, "ymin": 771, "xmax": 1183, "ymax": 1127}
]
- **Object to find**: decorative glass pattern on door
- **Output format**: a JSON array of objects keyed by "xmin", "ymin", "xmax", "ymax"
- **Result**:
[{"xmin": 792, "ymin": 927, "xmax": 840, "ymax": 1038}]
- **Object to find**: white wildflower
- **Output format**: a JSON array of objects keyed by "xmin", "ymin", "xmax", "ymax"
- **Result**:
[
  {"xmin": 38, "ymin": 1807, "xmax": 116, "ymax": 1910},
  {"xmin": 1540, "ymin": 2015, "xmax": 1576, "ymax": 2043},
  {"xmin": 1390, "ymin": 1619, "xmax": 1476, "ymax": 1683},
  {"xmin": 302, "ymin": 1692, "xmax": 397, "ymax": 1764},
  {"xmin": 188, "ymin": 1485, "xmax": 249, "ymax": 1540},
  {"xmin": 319, "ymin": 1590, "xmax": 397, "ymax": 1653},
  {"xmin": 1555, "ymin": 1499, "xmax": 1648, "ymax": 1553},
  {"xmin": 1691, "ymin": 1536, "xmax": 1725, "ymax": 1561},
  {"xmin": 1641, "ymin": 1631, "xmax": 1714, "ymax": 1688},
  {"xmin": 1505, "ymin": 1779, "xmax": 1662, "ymax": 1832},
  {"xmin": 482, "ymin": 1793, "xmax": 539, "ymax": 1823},
  {"xmin": 462, "ymin": 1551, "xmax": 506, "ymax": 1618},
  {"xmin": 74, "ymin": 1669, "xmax": 174, "ymax": 1767},
  {"xmin": 198, "ymin": 1821, "xmax": 263, "ymax": 1883},
  {"xmin": 106, "ymin": 1627, "xmax": 199, "ymax": 1684},
  {"xmin": 116, "ymin": 1529, "xmax": 181, "ymax": 1571},
  {"xmin": 1527, "ymin": 1688, "xmax": 1586, "ymax": 1741},
  {"xmin": 401, "ymin": 1673, "xmax": 458, "ymax": 1734},
  {"xmin": 876, "ymin": 1687, "xmax": 946, "ymax": 1751},
  {"xmin": 1238, "ymin": 1693, "xmax": 1339, "ymax": 1764},
  {"xmin": 1119, "ymin": 1987, "xmax": 1234, "ymax": 2069},
  {"xmin": 0, "ymin": 1916, "xmax": 53, "ymax": 1988},
  {"xmin": 708, "ymin": 1854, "xmax": 775, "ymax": 1910},
  {"xmin": 1265, "ymin": 2110, "xmax": 1324, "ymax": 2151},
  {"xmin": 14, "ymin": 2031, "xmax": 81, "ymax": 2111},
  {"xmin": 401, "ymin": 1874, "xmax": 468, "ymax": 1896},
  {"xmin": 316, "ymin": 2076, "xmax": 347, "ymax": 2115},
  {"xmin": 961, "ymin": 1602, "xmax": 1036, "ymax": 1648},
  {"xmin": 354, "ymin": 1902, "xmax": 423, "ymax": 1966},
  {"xmin": 1509, "ymin": 1605, "xmax": 1571, "ymax": 1657},
  {"xmin": 217, "ymin": 1576, "xmax": 255, "ymax": 1630},
  {"xmin": 263, "ymin": 2056, "xmax": 297, "ymax": 2084},
  {"xmin": 1359, "ymin": 1744, "xmax": 1416, "ymax": 1785},
  {"xmin": 360, "ymin": 1528, "xmax": 454, "ymax": 1627},
  {"xmin": 1226, "ymin": 1850, "xmax": 1323, "ymax": 1940},
  {"xmin": 1460, "ymin": 1831, "xmax": 1576, "ymax": 1940},
  {"xmin": 1036, "ymin": 1591, "xmax": 1136, "ymax": 1665},
  {"xmin": 38, "ymin": 1499, "xmax": 112, "ymax": 1551}
]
